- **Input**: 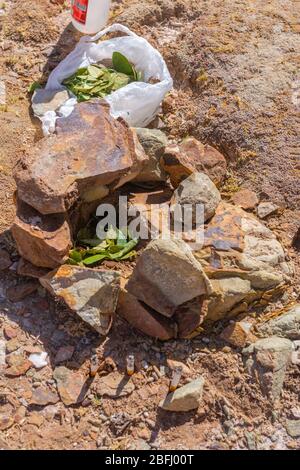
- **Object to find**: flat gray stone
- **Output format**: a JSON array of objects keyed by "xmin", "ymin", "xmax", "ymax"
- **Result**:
[
  {"xmin": 258, "ymin": 304, "xmax": 300, "ymax": 340},
  {"xmin": 32, "ymin": 89, "xmax": 69, "ymax": 117},
  {"xmin": 196, "ymin": 203, "xmax": 291, "ymax": 323},
  {"xmin": 40, "ymin": 266, "xmax": 120, "ymax": 335},
  {"xmin": 257, "ymin": 202, "xmax": 279, "ymax": 219},
  {"xmin": 159, "ymin": 377, "xmax": 205, "ymax": 412}
]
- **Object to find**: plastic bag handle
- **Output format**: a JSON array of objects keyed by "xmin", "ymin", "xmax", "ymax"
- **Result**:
[{"xmin": 84, "ymin": 23, "xmax": 139, "ymax": 43}]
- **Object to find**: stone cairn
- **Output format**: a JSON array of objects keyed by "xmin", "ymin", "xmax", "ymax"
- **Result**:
[{"xmin": 12, "ymin": 100, "xmax": 292, "ymax": 340}]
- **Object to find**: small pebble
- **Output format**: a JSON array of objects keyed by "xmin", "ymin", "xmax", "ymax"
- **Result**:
[{"xmin": 202, "ymin": 337, "xmax": 210, "ymax": 344}]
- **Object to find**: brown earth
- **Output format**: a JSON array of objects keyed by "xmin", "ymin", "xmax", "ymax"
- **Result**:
[{"xmin": 0, "ymin": 0, "xmax": 299, "ymax": 450}]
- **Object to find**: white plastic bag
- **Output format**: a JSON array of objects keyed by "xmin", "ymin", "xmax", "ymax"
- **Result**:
[{"xmin": 38, "ymin": 23, "xmax": 173, "ymax": 135}]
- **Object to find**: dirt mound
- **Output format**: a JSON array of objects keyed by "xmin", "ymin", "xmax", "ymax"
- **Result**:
[{"xmin": 4, "ymin": 1, "xmax": 59, "ymax": 45}]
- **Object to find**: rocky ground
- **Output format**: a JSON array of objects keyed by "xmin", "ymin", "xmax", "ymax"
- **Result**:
[{"xmin": 0, "ymin": 0, "xmax": 299, "ymax": 450}]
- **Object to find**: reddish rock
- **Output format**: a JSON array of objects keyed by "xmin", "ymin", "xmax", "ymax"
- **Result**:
[
  {"xmin": 17, "ymin": 258, "xmax": 50, "ymax": 279},
  {"xmin": 243, "ymin": 337, "xmax": 293, "ymax": 400},
  {"xmin": 161, "ymin": 137, "xmax": 227, "ymax": 188},
  {"xmin": 174, "ymin": 297, "xmax": 206, "ymax": 338},
  {"xmin": 117, "ymin": 290, "xmax": 177, "ymax": 340},
  {"xmin": 6, "ymin": 280, "xmax": 38, "ymax": 303},
  {"xmin": 3, "ymin": 325, "xmax": 18, "ymax": 339},
  {"xmin": 0, "ymin": 405, "xmax": 14, "ymax": 431},
  {"xmin": 232, "ymin": 189, "xmax": 259, "ymax": 211},
  {"xmin": 53, "ymin": 366, "xmax": 88, "ymax": 406},
  {"xmin": 5, "ymin": 354, "xmax": 32, "ymax": 377},
  {"xmin": 12, "ymin": 199, "xmax": 72, "ymax": 269},
  {"xmin": 30, "ymin": 386, "xmax": 59, "ymax": 406},
  {"xmin": 14, "ymin": 101, "xmax": 148, "ymax": 215},
  {"xmin": 166, "ymin": 359, "xmax": 191, "ymax": 377},
  {"xmin": 0, "ymin": 249, "xmax": 12, "ymax": 271},
  {"xmin": 203, "ymin": 202, "xmax": 245, "ymax": 252},
  {"xmin": 220, "ymin": 321, "xmax": 256, "ymax": 348}
]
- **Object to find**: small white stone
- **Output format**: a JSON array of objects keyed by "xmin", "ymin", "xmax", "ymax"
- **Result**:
[
  {"xmin": 257, "ymin": 202, "xmax": 278, "ymax": 219},
  {"xmin": 29, "ymin": 351, "xmax": 48, "ymax": 369}
]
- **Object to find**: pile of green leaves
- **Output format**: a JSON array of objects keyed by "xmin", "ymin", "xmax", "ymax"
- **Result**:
[
  {"xmin": 68, "ymin": 226, "xmax": 138, "ymax": 267},
  {"xmin": 63, "ymin": 52, "xmax": 143, "ymax": 102}
]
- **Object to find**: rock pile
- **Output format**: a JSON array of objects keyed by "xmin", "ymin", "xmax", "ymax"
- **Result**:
[
  {"xmin": 10, "ymin": 99, "xmax": 292, "ymax": 340},
  {"xmin": 197, "ymin": 202, "xmax": 291, "ymax": 323},
  {"xmin": 118, "ymin": 201, "xmax": 291, "ymax": 339},
  {"xmin": 11, "ymin": 100, "xmax": 148, "ymax": 333},
  {"xmin": 12, "ymin": 100, "xmax": 148, "ymax": 269}
]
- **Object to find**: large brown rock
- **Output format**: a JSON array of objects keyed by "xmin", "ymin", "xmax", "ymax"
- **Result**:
[
  {"xmin": 174, "ymin": 296, "xmax": 206, "ymax": 338},
  {"xmin": 14, "ymin": 101, "xmax": 148, "ymax": 215},
  {"xmin": 161, "ymin": 137, "xmax": 227, "ymax": 188},
  {"xmin": 11, "ymin": 199, "xmax": 72, "ymax": 269},
  {"xmin": 117, "ymin": 290, "xmax": 177, "ymax": 340},
  {"xmin": 126, "ymin": 238, "xmax": 212, "ymax": 317}
]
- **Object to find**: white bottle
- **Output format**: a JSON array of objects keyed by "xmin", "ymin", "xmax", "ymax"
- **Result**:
[{"xmin": 71, "ymin": 0, "xmax": 111, "ymax": 35}]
